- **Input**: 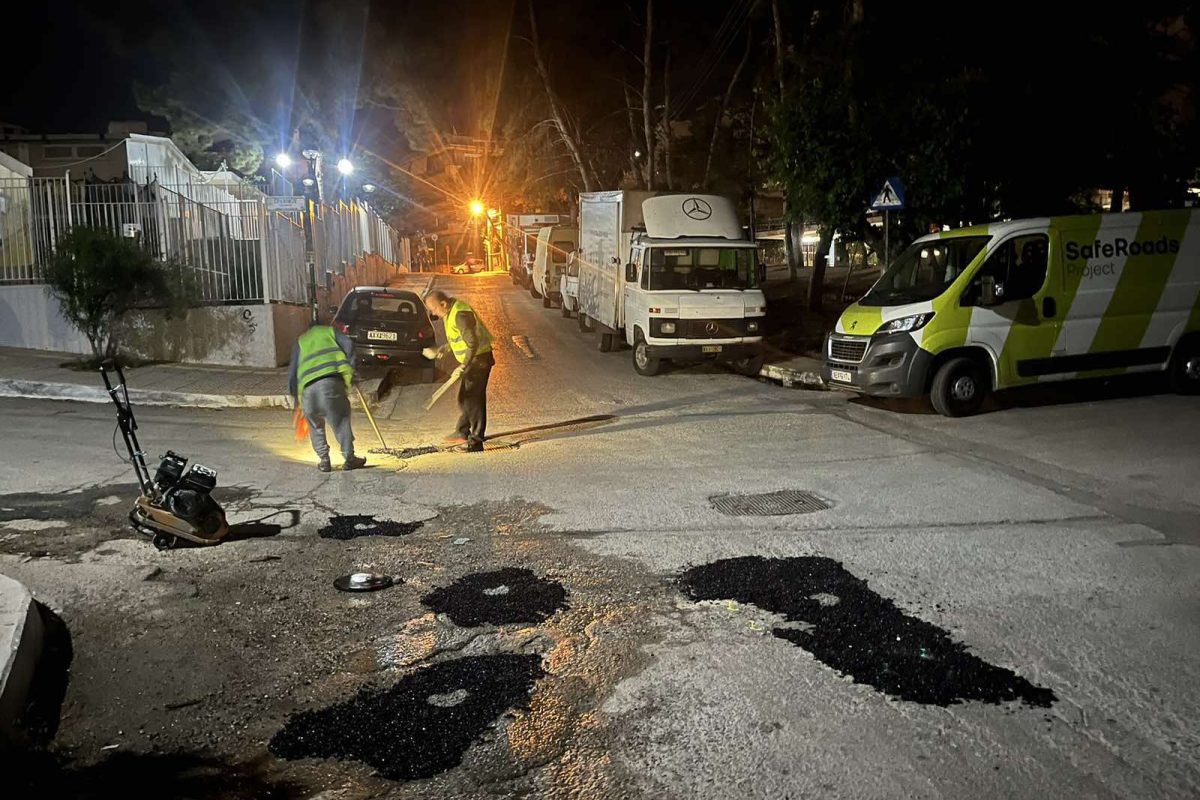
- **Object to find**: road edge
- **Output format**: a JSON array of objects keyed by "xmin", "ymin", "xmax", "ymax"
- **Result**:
[
  {"xmin": 0, "ymin": 379, "xmax": 293, "ymax": 410},
  {"xmin": 0, "ymin": 574, "xmax": 44, "ymax": 743}
]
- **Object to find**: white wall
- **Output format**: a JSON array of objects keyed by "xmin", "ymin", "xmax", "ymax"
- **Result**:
[{"xmin": 0, "ymin": 285, "xmax": 305, "ymax": 367}]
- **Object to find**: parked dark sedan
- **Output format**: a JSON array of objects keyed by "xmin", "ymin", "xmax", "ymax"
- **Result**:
[{"xmin": 332, "ymin": 286, "xmax": 436, "ymax": 370}]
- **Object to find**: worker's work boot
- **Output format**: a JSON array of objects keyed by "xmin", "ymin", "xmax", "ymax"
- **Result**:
[
  {"xmin": 465, "ymin": 441, "xmax": 484, "ymax": 453},
  {"xmin": 343, "ymin": 455, "xmax": 367, "ymax": 471},
  {"xmin": 317, "ymin": 457, "xmax": 332, "ymax": 473}
]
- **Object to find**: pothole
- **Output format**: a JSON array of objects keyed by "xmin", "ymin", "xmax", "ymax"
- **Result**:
[
  {"xmin": 709, "ymin": 490, "xmax": 831, "ymax": 516},
  {"xmin": 679, "ymin": 556, "xmax": 1056, "ymax": 707},
  {"xmin": 318, "ymin": 515, "xmax": 424, "ymax": 540},
  {"xmin": 269, "ymin": 653, "xmax": 543, "ymax": 780},
  {"xmin": 422, "ymin": 568, "xmax": 568, "ymax": 627}
]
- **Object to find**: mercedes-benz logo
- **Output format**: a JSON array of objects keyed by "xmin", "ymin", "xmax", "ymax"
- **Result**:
[
  {"xmin": 705, "ymin": 321, "xmax": 719, "ymax": 335},
  {"xmin": 683, "ymin": 197, "xmax": 713, "ymax": 221}
]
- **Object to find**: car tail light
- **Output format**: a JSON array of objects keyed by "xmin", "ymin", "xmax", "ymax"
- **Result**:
[{"xmin": 338, "ymin": 323, "xmax": 350, "ymax": 334}]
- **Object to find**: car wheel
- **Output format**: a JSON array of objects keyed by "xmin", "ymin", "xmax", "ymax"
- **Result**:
[
  {"xmin": 598, "ymin": 332, "xmax": 615, "ymax": 353},
  {"xmin": 530, "ymin": 285, "xmax": 542, "ymax": 299},
  {"xmin": 733, "ymin": 354, "xmax": 765, "ymax": 377},
  {"xmin": 1170, "ymin": 336, "xmax": 1200, "ymax": 395},
  {"xmin": 930, "ymin": 356, "xmax": 987, "ymax": 417},
  {"xmin": 633, "ymin": 336, "xmax": 663, "ymax": 376}
]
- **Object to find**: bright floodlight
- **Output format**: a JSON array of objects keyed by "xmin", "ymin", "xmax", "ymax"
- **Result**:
[
  {"xmin": 337, "ymin": 158, "xmax": 354, "ymax": 175},
  {"xmin": 302, "ymin": 176, "xmax": 316, "ymax": 187},
  {"xmin": 301, "ymin": 148, "xmax": 320, "ymax": 160},
  {"xmin": 362, "ymin": 183, "xmax": 377, "ymax": 193},
  {"xmin": 469, "ymin": 199, "xmax": 485, "ymax": 217},
  {"xmin": 274, "ymin": 152, "xmax": 291, "ymax": 169}
]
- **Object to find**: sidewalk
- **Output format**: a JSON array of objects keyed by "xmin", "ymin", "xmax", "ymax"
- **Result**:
[
  {"xmin": 0, "ymin": 573, "xmax": 43, "ymax": 743},
  {"xmin": 0, "ymin": 347, "xmax": 292, "ymax": 409}
]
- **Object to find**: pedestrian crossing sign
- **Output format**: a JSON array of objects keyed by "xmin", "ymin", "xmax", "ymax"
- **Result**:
[{"xmin": 870, "ymin": 178, "xmax": 906, "ymax": 211}]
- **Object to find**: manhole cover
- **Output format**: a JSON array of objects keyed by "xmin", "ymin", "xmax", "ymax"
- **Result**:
[{"xmin": 710, "ymin": 490, "xmax": 831, "ymax": 516}]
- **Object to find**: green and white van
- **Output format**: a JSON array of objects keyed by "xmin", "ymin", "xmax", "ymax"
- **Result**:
[{"xmin": 823, "ymin": 210, "xmax": 1200, "ymax": 415}]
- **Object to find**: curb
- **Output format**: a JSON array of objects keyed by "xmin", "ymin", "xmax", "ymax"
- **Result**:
[
  {"xmin": 759, "ymin": 363, "xmax": 827, "ymax": 390},
  {"xmin": 0, "ymin": 574, "xmax": 44, "ymax": 742},
  {"xmin": 0, "ymin": 379, "xmax": 292, "ymax": 410}
]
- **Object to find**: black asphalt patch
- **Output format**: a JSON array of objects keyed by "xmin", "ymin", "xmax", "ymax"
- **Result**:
[
  {"xmin": 679, "ymin": 556, "xmax": 1057, "ymax": 707},
  {"xmin": 317, "ymin": 514, "xmax": 424, "ymax": 541},
  {"xmin": 422, "ymin": 567, "xmax": 568, "ymax": 627},
  {"xmin": 269, "ymin": 653, "xmax": 543, "ymax": 780}
]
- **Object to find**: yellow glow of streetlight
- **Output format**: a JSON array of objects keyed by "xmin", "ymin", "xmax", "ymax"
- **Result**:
[{"xmin": 469, "ymin": 200, "xmax": 486, "ymax": 217}]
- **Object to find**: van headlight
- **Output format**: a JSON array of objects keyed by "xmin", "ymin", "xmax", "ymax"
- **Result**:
[
  {"xmin": 660, "ymin": 321, "xmax": 676, "ymax": 335},
  {"xmin": 746, "ymin": 319, "xmax": 760, "ymax": 333},
  {"xmin": 879, "ymin": 313, "xmax": 934, "ymax": 334}
]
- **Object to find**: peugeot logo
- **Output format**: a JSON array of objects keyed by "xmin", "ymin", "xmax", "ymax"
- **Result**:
[
  {"xmin": 705, "ymin": 321, "xmax": 719, "ymax": 335},
  {"xmin": 850, "ymin": 320, "xmax": 858, "ymax": 330},
  {"xmin": 683, "ymin": 197, "xmax": 713, "ymax": 221}
]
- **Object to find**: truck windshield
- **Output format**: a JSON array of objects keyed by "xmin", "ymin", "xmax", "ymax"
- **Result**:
[
  {"xmin": 647, "ymin": 247, "xmax": 758, "ymax": 290},
  {"xmin": 860, "ymin": 235, "xmax": 990, "ymax": 305}
]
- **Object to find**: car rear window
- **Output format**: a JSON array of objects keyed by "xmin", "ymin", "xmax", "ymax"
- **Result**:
[{"xmin": 351, "ymin": 293, "xmax": 419, "ymax": 317}]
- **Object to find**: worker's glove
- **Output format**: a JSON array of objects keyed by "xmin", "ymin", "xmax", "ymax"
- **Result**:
[
  {"xmin": 449, "ymin": 365, "xmax": 465, "ymax": 383},
  {"xmin": 422, "ymin": 347, "xmax": 439, "ymax": 360}
]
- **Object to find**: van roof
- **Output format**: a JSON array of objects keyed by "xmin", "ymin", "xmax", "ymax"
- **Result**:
[{"xmin": 920, "ymin": 209, "xmax": 1197, "ymax": 244}]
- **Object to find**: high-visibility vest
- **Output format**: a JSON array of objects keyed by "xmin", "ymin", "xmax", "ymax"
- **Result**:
[
  {"xmin": 444, "ymin": 299, "xmax": 493, "ymax": 364},
  {"xmin": 297, "ymin": 325, "xmax": 353, "ymax": 391}
]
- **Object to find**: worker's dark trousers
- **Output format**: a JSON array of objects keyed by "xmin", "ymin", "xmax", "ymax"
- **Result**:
[{"xmin": 456, "ymin": 359, "xmax": 493, "ymax": 447}]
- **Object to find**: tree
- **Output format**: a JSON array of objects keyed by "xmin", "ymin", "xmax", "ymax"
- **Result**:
[{"xmin": 44, "ymin": 228, "xmax": 188, "ymax": 363}]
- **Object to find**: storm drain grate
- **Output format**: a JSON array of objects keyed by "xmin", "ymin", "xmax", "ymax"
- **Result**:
[{"xmin": 710, "ymin": 490, "xmax": 831, "ymax": 516}]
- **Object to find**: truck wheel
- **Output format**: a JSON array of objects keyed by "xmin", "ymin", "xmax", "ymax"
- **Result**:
[
  {"xmin": 598, "ymin": 332, "xmax": 615, "ymax": 352},
  {"xmin": 734, "ymin": 354, "xmax": 765, "ymax": 377},
  {"xmin": 633, "ymin": 338, "xmax": 663, "ymax": 376},
  {"xmin": 1170, "ymin": 337, "xmax": 1200, "ymax": 395},
  {"xmin": 930, "ymin": 357, "xmax": 987, "ymax": 417}
]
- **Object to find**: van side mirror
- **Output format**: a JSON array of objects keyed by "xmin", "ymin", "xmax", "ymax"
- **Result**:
[
  {"xmin": 625, "ymin": 263, "xmax": 637, "ymax": 282},
  {"xmin": 979, "ymin": 275, "xmax": 1005, "ymax": 307}
]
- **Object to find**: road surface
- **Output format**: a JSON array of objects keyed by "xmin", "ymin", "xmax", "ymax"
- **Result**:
[{"xmin": 2, "ymin": 274, "xmax": 1199, "ymax": 798}]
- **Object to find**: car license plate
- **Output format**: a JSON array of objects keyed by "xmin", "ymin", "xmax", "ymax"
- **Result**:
[
  {"xmin": 831, "ymin": 369, "xmax": 853, "ymax": 383},
  {"xmin": 367, "ymin": 330, "xmax": 397, "ymax": 341},
  {"xmin": 702, "ymin": 345, "xmax": 723, "ymax": 354}
]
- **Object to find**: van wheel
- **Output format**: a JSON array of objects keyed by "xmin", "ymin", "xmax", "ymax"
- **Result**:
[
  {"xmin": 930, "ymin": 357, "xmax": 987, "ymax": 417},
  {"xmin": 598, "ymin": 332, "xmax": 615, "ymax": 352},
  {"xmin": 1170, "ymin": 337, "xmax": 1200, "ymax": 395},
  {"xmin": 560, "ymin": 302, "xmax": 573, "ymax": 318},
  {"xmin": 542, "ymin": 294, "xmax": 552, "ymax": 308},
  {"xmin": 530, "ymin": 285, "xmax": 542, "ymax": 300},
  {"xmin": 633, "ymin": 337, "xmax": 663, "ymax": 376}
]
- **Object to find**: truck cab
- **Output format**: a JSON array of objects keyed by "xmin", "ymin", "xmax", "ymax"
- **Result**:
[{"xmin": 621, "ymin": 195, "xmax": 767, "ymax": 376}]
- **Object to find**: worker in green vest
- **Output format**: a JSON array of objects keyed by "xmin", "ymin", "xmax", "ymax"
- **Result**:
[
  {"xmin": 288, "ymin": 320, "xmax": 366, "ymax": 472},
  {"xmin": 422, "ymin": 290, "xmax": 495, "ymax": 452}
]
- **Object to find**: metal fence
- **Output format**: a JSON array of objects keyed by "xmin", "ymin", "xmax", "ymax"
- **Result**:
[{"xmin": 0, "ymin": 175, "xmax": 409, "ymax": 306}]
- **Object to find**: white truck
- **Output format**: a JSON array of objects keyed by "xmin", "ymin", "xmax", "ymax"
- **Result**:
[
  {"xmin": 530, "ymin": 224, "xmax": 577, "ymax": 307},
  {"xmin": 576, "ymin": 191, "xmax": 767, "ymax": 376}
]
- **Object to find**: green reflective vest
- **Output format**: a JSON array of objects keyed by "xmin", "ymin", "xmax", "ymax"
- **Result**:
[
  {"xmin": 297, "ymin": 325, "xmax": 353, "ymax": 391},
  {"xmin": 444, "ymin": 299, "xmax": 493, "ymax": 364}
]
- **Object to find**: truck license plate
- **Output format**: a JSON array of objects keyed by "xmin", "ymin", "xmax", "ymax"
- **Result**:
[
  {"xmin": 367, "ymin": 330, "xmax": 397, "ymax": 341},
  {"xmin": 702, "ymin": 345, "xmax": 722, "ymax": 354},
  {"xmin": 831, "ymin": 369, "xmax": 853, "ymax": 383}
]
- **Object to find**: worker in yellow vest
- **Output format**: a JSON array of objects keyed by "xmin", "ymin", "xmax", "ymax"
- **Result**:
[
  {"xmin": 288, "ymin": 320, "xmax": 366, "ymax": 472},
  {"xmin": 423, "ymin": 290, "xmax": 495, "ymax": 452}
]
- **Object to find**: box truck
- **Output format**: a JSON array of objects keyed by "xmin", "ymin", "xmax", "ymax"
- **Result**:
[{"xmin": 575, "ymin": 191, "xmax": 767, "ymax": 376}]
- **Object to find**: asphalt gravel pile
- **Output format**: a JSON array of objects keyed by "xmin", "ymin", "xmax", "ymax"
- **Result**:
[
  {"xmin": 317, "ymin": 514, "xmax": 424, "ymax": 541},
  {"xmin": 422, "ymin": 567, "xmax": 569, "ymax": 627},
  {"xmin": 680, "ymin": 556, "xmax": 1057, "ymax": 707},
  {"xmin": 269, "ymin": 654, "xmax": 543, "ymax": 780}
]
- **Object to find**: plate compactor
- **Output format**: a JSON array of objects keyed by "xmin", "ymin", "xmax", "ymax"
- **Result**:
[{"xmin": 101, "ymin": 361, "xmax": 229, "ymax": 550}]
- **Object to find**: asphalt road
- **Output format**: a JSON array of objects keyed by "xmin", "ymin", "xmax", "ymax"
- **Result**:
[{"xmin": 2, "ymin": 273, "xmax": 1199, "ymax": 799}]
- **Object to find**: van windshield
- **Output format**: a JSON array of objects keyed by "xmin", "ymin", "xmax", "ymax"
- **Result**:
[
  {"xmin": 860, "ymin": 236, "xmax": 990, "ymax": 306},
  {"xmin": 647, "ymin": 247, "xmax": 758, "ymax": 290}
]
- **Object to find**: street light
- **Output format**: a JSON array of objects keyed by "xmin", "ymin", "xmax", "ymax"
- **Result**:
[
  {"xmin": 361, "ymin": 183, "xmax": 376, "ymax": 194},
  {"xmin": 274, "ymin": 152, "xmax": 292, "ymax": 170},
  {"xmin": 301, "ymin": 148, "xmax": 320, "ymax": 160},
  {"xmin": 302, "ymin": 176, "xmax": 316, "ymax": 188},
  {"xmin": 469, "ymin": 199, "xmax": 486, "ymax": 217},
  {"xmin": 337, "ymin": 158, "xmax": 354, "ymax": 176}
]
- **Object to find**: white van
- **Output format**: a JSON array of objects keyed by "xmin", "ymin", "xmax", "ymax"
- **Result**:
[
  {"xmin": 824, "ymin": 209, "xmax": 1200, "ymax": 415},
  {"xmin": 530, "ymin": 225, "xmax": 577, "ymax": 307}
]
